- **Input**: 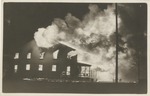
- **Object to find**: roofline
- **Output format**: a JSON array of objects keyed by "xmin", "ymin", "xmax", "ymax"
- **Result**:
[
  {"xmin": 59, "ymin": 41, "xmax": 76, "ymax": 50},
  {"xmin": 77, "ymin": 62, "xmax": 92, "ymax": 66}
]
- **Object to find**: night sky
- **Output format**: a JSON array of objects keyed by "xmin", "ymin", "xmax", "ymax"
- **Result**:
[
  {"xmin": 3, "ymin": 3, "xmax": 110, "ymax": 54},
  {"xmin": 3, "ymin": 3, "xmax": 147, "ymax": 53}
]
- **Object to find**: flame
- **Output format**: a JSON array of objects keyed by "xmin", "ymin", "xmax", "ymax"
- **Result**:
[{"xmin": 33, "ymin": 4, "xmax": 138, "ymax": 82}]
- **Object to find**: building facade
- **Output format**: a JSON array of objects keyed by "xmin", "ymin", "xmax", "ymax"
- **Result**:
[{"xmin": 11, "ymin": 40, "xmax": 92, "ymax": 81}]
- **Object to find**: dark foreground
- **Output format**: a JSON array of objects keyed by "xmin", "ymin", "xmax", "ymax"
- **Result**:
[{"xmin": 3, "ymin": 79, "xmax": 147, "ymax": 94}]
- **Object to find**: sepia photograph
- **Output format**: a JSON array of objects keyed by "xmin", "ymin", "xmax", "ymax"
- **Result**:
[{"xmin": 2, "ymin": 1, "xmax": 148, "ymax": 94}]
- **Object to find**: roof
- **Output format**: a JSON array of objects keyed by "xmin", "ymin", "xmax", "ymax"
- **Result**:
[
  {"xmin": 77, "ymin": 62, "xmax": 91, "ymax": 66},
  {"xmin": 59, "ymin": 41, "xmax": 76, "ymax": 50}
]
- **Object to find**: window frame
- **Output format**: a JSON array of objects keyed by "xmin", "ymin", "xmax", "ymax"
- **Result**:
[
  {"xmin": 52, "ymin": 65, "xmax": 57, "ymax": 72},
  {"xmin": 14, "ymin": 53, "xmax": 19, "ymax": 59},
  {"xmin": 38, "ymin": 64, "xmax": 43, "ymax": 71},
  {"xmin": 26, "ymin": 64, "xmax": 30, "ymax": 71}
]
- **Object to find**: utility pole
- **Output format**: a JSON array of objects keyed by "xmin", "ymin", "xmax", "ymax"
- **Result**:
[{"xmin": 115, "ymin": 3, "xmax": 118, "ymax": 83}]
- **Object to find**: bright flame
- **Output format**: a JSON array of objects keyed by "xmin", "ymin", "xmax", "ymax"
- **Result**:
[{"xmin": 33, "ymin": 4, "xmax": 137, "ymax": 82}]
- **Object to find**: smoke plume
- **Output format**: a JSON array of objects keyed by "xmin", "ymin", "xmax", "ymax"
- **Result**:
[{"xmin": 34, "ymin": 4, "xmax": 139, "ymax": 82}]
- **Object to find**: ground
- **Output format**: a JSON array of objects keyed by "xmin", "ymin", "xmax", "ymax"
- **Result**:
[{"xmin": 3, "ymin": 79, "xmax": 147, "ymax": 93}]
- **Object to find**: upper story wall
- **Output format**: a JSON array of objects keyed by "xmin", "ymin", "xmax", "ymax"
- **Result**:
[{"xmin": 13, "ymin": 40, "xmax": 77, "ymax": 65}]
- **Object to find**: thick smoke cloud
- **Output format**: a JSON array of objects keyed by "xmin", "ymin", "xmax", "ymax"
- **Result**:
[
  {"xmin": 34, "ymin": 4, "xmax": 143, "ymax": 82},
  {"xmin": 117, "ymin": 3, "xmax": 147, "ymax": 82},
  {"xmin": 34, "ymin": 4, "xmax": 117, "ymax": 49}
]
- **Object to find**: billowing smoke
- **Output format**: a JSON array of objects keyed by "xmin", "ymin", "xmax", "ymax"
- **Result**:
[
  {"xmin": 34, "ymin": 4, "xmax": 139, "ymax": 82},
  {"xmin": 116, "ymin": 4, "xmax": 146, "ymax": 82}
]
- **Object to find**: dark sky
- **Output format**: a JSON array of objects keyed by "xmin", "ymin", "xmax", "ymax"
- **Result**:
[
  {"xmin": 3, "ymin": 3, "xmax": 110, "ymax": 54},
  {"xmin": 3, "ymin": 3, "xmax": 147, "ymax": 55}
]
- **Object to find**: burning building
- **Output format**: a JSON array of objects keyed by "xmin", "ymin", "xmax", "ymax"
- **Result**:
[
  {"xmin": 3, "ymin": 3, "xmax": 146, "ymax": 83},
  {"xmin": 12, "ymin": 40, "xmax": 92, "ymax": 81},
  {"xmin": 3, "ymin": 3, "xmax": 147, "ymax": 93}
]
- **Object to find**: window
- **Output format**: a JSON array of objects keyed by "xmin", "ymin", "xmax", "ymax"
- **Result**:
[
  {"xmin": 38, "ymin": 64, "xmax": 43, "ymax": 71},
  {"xmin": 14, "ymin": 53, "xmax": 19, "ymax": 59},
  {"xmin": 81, "ymin": 66, "xmax": 86, "ymax": 72},
  {"xmin": 67, "ymin": 66, "xmax": 71, "ymax": 71},
  {"xmin": 80, "ymin": 66, "xmax": 86, "ymax": 77},
  {"xmin": 66, "ymin": 66, "xmax": 71, "ymax": 75},
  {"xmin": 40, "ymin": 52, "xmax": 45, "ymax": 59},
  {"xmin": 80, "ymin": 66, "xmax": 90, "ymax": 77},
  {"xmin": 52, "ymin": 65, "xmax": 57, "ymax": 71},
  {"xmin": 14, "ymin": 65, "xmax": 18, "ymax": 73},
  {"xmin": 85, "ymin": 66, "xmax": 90, "ymax": 75},
  {"xmin": 53, "ymin": 50, "xmax": 59, "ymax": 59},
  {"xmin": 27, "ymin": 53, "xmax": 31, "ymax": 59},
  {"xmin": 26, "ymin": 64, "xmax": 30, "ymax": 70}
]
